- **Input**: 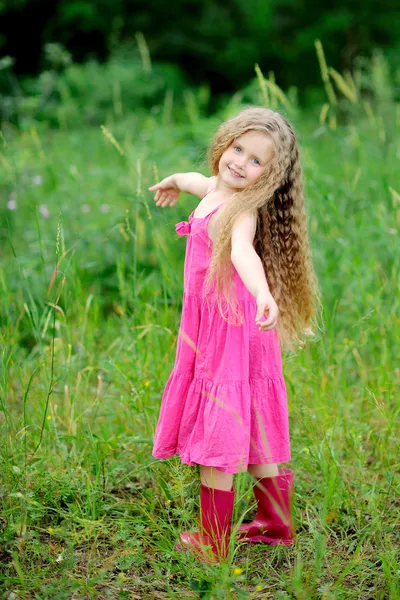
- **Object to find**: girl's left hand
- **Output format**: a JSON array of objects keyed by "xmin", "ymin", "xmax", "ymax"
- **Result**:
[{"xmin": 255, "ymin": 289, "xmax": 279, "ymax": 331}]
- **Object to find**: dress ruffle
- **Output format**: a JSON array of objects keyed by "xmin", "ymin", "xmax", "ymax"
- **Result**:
[{"xmin": 152, "ymin": 370, "xmax": 291, "ymax": 474}]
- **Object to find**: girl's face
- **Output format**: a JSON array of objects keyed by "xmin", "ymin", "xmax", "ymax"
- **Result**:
[{"xmin": 218, "ymin": 130, "xmax": 275, "ymax": 189}]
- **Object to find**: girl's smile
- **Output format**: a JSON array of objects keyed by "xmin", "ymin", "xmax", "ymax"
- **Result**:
[{"xmin": 228, "ymin": 166, "xmax": 244, "ymax": 179}]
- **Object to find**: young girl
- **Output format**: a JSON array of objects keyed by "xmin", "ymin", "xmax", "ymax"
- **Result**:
[{"xmin": 149, "ymin": 106, "xmax": 322, "ymax": 564}]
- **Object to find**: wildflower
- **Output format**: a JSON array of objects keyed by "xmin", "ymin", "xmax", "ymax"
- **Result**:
[
  {"xmin": 100, "ymin": 204, "xmax": 110, "ymax": 213},
  {"xmin": 143, "ymin": 380, "xmax": 150, "ymax": 387},
  {"xmin": 256, "ymin": 585, "xmax": 263, "ymax": 591},
  {"xmin": 47, "ymin": 527, "xmax": 54, "ymax": 534},
  {"xmin": 81, "ymin": 204, "xmax": 90, "ymax": 214},
  {"xmin": 303, "ymin": 447, "xmax": 310, "ymax": 454},
  {"xmin": 39, "ymin": 204, "xmax": 50, "ymax": 218},
  {"xmin": 7, "ymin": 199, "xmax": 17, "ymax": 210},
  {"xmin": 233, "ymin": 567, "xmax": 243, "ymax": 576},
  {"xmin": 47, "ymin": 415, "xmax": 51, "ymax": 421},
  {"xmin": 33, "ymin": 175, "xmax": 42, "ymax": 185}
]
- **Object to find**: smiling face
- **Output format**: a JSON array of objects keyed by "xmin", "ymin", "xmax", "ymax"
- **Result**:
[{"xmin": 218, "ymin": 130, "xmax": 275, "ymax": 190}]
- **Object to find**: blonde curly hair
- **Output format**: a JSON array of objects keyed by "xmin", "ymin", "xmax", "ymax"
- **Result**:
[{"xmin": 204, "ymin": 106, "xmax": 324, "ymax": 354}]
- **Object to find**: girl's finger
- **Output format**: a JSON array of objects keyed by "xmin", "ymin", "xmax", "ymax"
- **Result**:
[
  {"xmin": 260, "ymin": 319, "xmax": 277, "ymax": 331},
  {"xmin": 255, "ymin": 305, "xmax": 267, "ymax": 322},
  {"xmin": 160, "ymin": 194, "xmax": 171, "ymax": 207},
  {"xmin": 256, "ymin": 313, "xmax": 268, "ymax": 325},
  {"xmin": 256, "ymin": 313, "xmax": 271, "ymax": 327}
]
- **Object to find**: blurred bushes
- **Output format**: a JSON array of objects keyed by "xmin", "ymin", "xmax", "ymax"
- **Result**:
[
  {"xmin": 1, "ymin": 38, "xmax": 398, "ymax": 137},
  {"xmin": 1, "ymin": 0, "xmax": 400, "ymax": 96},
  {"xmin": 0, "ymin": 45, "xmax": 188, "ymax": 128}
]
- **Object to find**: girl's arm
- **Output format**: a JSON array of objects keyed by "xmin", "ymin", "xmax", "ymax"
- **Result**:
[
  {"xmin": 230, "ymin": 212, "xmax": 279, "ymax": 331},
  {"xmin": 149, "ymin": 173, "xmax": 214, "ymax": 206},
  {"xmin": 174, "ymin": 172, "xmax": 214, "ymax": 197}
]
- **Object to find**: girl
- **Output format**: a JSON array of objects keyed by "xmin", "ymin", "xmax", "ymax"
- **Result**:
[{"xmin": 149, "ymin": 106, "xmax": 322, "ymax": 564}]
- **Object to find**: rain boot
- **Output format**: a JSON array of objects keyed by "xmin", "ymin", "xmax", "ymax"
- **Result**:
[
  {"xmin": 235, "ymin": 467, "xmax": 294, "ymax": 545},
  {"xmin": 176, "ymin": 483, "xmax": 235, "ymax": 564}
]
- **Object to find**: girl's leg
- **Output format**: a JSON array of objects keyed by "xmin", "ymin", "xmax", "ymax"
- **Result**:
[
  {"xmin": 200, "ymin": 465, "xmax": 234, "ymax": 490},
  {"xmin": 177, "ymin": 465, "xmax": 235, "ymax": 563},
  {"xmin": 237, "ymin": 463, "xmax": 295, "ymax": 545},
  {"xmin": 247, "ymin": 463, "xmax": 279, "ymax": 478}
]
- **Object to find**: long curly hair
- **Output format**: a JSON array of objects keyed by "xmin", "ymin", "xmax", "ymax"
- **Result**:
[{"xmin": 204, "ymin": 106, "xmax": 324, "ymax": 354}]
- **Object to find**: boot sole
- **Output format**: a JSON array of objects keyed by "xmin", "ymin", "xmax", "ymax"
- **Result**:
[{"xmin": 232, "ymin": 523, "xmax": 294, "ymax": 546}]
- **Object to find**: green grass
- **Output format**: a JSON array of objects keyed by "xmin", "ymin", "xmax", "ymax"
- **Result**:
[{"xmin": 0, "ymin": 64, "xmax": 399, "ymax": 599}]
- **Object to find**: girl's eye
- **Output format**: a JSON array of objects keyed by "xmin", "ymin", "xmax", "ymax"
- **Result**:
[
  {"xmin": 252, "ymin": 158, "xmax": 260, "ymax": 166},
  {"xmin": 233, "ymin": 146, "xmax": 241, "ymax": 153}
]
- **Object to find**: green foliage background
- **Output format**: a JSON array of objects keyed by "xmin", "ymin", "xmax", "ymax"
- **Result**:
[{"xmin": 1, "ymin": 0, "xmax": 400, "ymax": 94}]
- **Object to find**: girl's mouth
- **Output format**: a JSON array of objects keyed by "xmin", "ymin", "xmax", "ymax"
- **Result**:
[{"xmin": 228, "ymin": 166, "xmax": 244, "ymax": 179}]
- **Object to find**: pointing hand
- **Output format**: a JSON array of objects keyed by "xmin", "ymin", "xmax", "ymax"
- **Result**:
[{"xmin": 149, "ymin": 176, "xmax": 180, "ymax": 207}]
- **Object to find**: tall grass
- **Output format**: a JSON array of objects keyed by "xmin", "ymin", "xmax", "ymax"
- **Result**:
[{"xmin": 0, "ymin": 46, "xmax": 399, "ymax": 599}]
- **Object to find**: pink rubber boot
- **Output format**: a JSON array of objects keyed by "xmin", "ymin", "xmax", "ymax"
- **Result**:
[
  {"xmin": 176, "ymin": 483, "xmax": 235, "ymax": 564},
  {"xmin": 235, "ymin": 468, "xmax": 295, "ymax": 545}
]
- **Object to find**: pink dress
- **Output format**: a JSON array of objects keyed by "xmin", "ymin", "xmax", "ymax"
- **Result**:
[{"xmin": 152, "ymin": 202, "xmax": 291, "ymax": 474}]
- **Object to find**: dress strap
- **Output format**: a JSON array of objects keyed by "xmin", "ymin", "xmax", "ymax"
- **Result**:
[
  {"xmin": 205, "ymin": 203, "xmax": 223, "ymax": 219},
  {"xmin": 201, "ymin": 186, "xmax": 217, "ymax": 200},
  {"xmin": 189, "ymin": 203, "xmax": 223, "ymax": 221}
]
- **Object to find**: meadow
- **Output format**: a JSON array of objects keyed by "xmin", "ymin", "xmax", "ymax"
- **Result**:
[{"xmin": 0, "ymin": 48, "xmax": 399, "ymax": 599}]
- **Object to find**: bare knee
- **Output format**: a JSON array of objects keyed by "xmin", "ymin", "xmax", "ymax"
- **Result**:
[
  {"xmin": 200, "ymin": 465, "xmax": 234, "ymax": 491},
  {"xmin": 247, "ymin": 463, "xmax": 279, "ymax": 479}
]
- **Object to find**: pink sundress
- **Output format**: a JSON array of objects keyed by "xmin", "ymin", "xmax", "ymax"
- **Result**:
[{"xmin": 152, "ymin": 202, "xmax": 291, "ymax": 474}]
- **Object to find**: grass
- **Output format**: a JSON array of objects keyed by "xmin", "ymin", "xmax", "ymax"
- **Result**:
[{"xmin": 0, "ymin": 56, "xmax": 399, "ymax": 599}]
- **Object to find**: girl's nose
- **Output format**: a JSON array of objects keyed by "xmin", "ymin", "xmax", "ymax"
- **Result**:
[{"xmin": 234, "ymin": 156, "xmax": 246, "ymax": 169}]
